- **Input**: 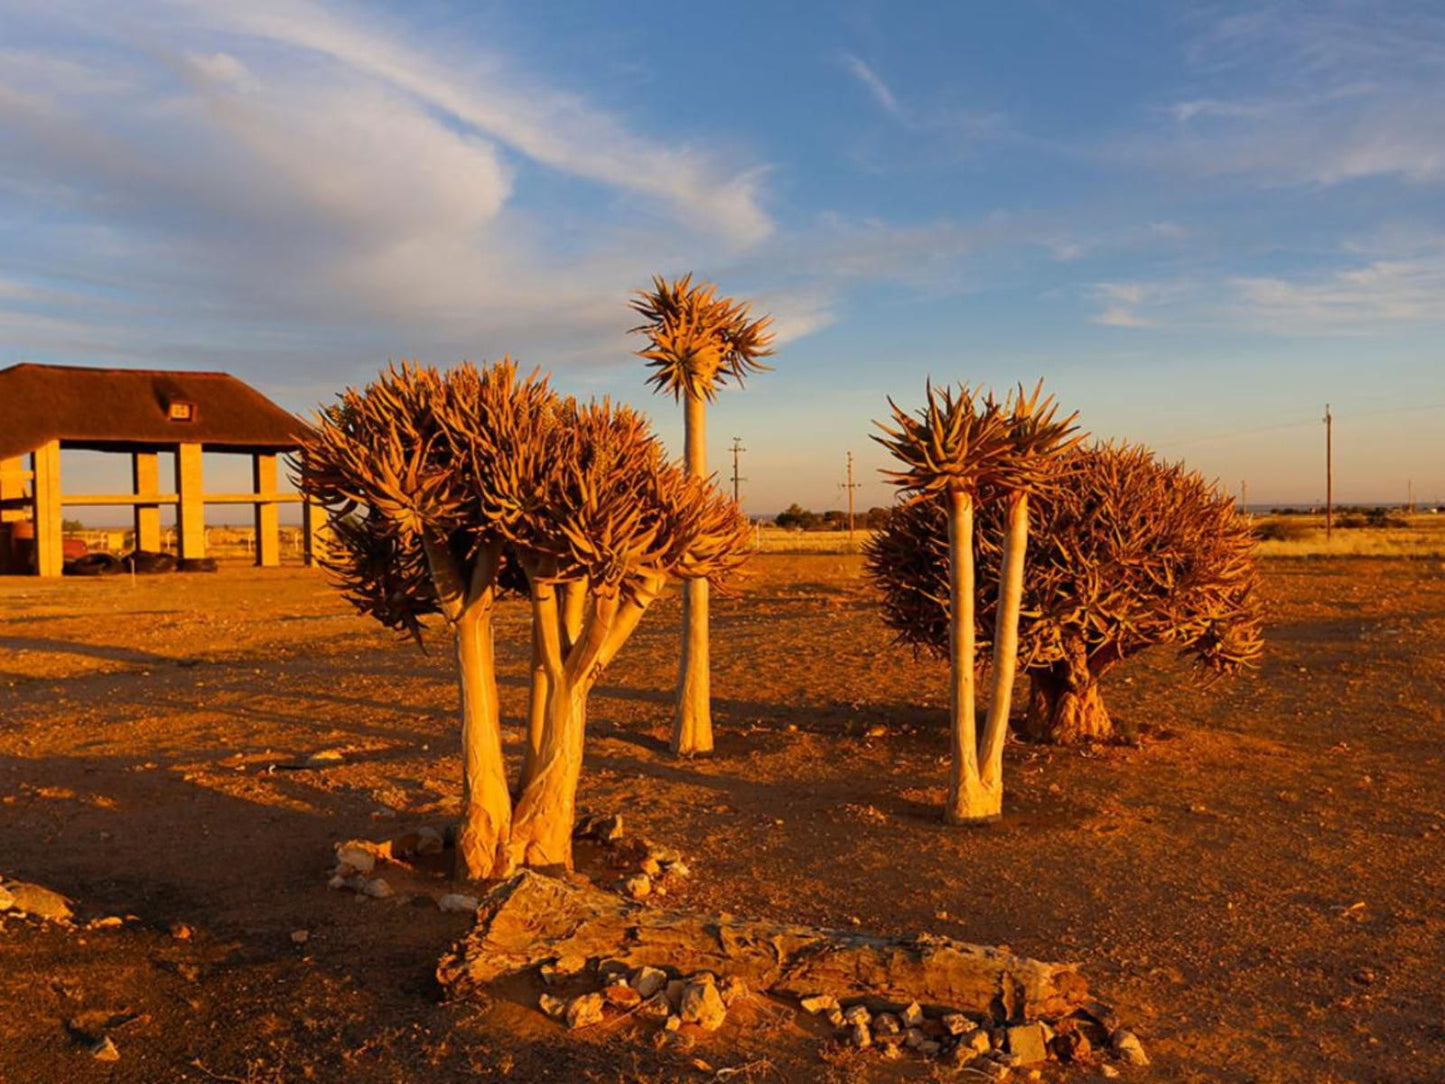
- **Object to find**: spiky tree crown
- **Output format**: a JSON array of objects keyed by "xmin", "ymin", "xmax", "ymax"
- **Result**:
[
  {"xmin": 865, "ymin": 443, "xmax": 1264, "ymax": 678},
  {"xmin": 873, "ymin": 380, "xmax": 1080, "ymax": 499},
  {"xmin": 296, "ymin": 360, "xmax": 751, "ymax": 635},
  {"xmin": 630, "ymin": 274, "xmax": 775, "ymax": 402}
]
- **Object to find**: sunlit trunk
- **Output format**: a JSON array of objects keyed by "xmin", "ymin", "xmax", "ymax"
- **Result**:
[
  {"xmin": 672, "ymin": 390, "xmax": 713, "ymax": 756},
  {"xmin": 976, "ymin": 493, "xmax": 1029, "ymax": 815},
  {"xmin": 944, "ymin": 489, "xmax": 994, "ymax": 824},
  {"xmin": 1022, "ymin": 653, "xmax": 1115, "ymax": 744},
  {"xmin": 508, "ymin": 672, "xmax": 589, "ymax": 872},
  {"xmin": 454, "ymin": 605, "xmax": 514, "ymax": 880}
]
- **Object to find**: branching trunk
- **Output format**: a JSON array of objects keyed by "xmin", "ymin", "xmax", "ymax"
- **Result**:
[
  {"xmin": 672, "ymin": 390, "xmax": 713, "ymax": 756},
  {"xmin": 977, "ymin": 493, "xmax": 1028, "ymax": 813},
  {"xmin": 1022, "ymin": 664, "xmax": 1114, "ymax": 744},
  {"xmin": 438, "ymin": 871, "xmax": 1092, "ymax": 1023},
  {"xmin": 944, "ymin": 489, "xmax": 994, "ymax": 824}
]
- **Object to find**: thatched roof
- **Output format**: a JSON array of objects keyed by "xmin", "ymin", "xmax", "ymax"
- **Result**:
[{"xmin": 0, "ymin": 363, "xmax": 306, "ymax": 459}]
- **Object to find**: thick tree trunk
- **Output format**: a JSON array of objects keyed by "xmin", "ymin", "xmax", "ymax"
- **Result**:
[
  {"xmin": 945, "ymin": 490, "xmax": 997, "ymax": 824},
  {"xmin": 454, "ymin": 609, "xmax": 513, "ymax": 880},
  {"xmin": 508, "ymin": 672, "xmax": 588, "ymax": 872},
  {"xmin": 671, "ymin": 391, "xmax": 713, "ymax": 756},
  {"xmin": 438, "ymin": 871, "xmax": 1091, "ymax": 1023},
  {"xmin": 519, "ymin": 626, "xmax": 548, "ymax": 795},
  {"xmin": 978, "ymin": 493, "xmax": 1028, "ymax": 812},
  {"xmin": 1022, "ymin": 667, "xmax": 1113, "ymax": 744}
]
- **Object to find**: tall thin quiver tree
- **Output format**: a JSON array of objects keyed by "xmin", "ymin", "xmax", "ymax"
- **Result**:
[
  {"xmin": 874, "ymin": 381, "xmax": 1078, "ymax": 824},
  {"xmin": 631, "ymin": 275, "xmax": 774, "ymax": 756}
]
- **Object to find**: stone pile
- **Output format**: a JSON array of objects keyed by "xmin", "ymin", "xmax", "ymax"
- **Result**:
[
  {"xmin": 573, "ymin": 812, "xmax": 692, "ymax": 901},
  {"xmin": 0, "ymin": 874, "xmax": 74, "ymax": 922},
  {"xmin": 537, "ymin": 958, "xmax": 748, "ymax": 1047},
  {"xmin": 799, "ymin": 993, "xmax": 1149, "ymax": 1078}
]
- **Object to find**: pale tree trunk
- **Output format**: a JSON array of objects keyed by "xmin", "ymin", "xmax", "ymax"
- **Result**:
[
  {"xmin": 1022, "ymin": 648, "xmax": 1115, "ymax": 744},
  {"xmin": 975, "ymin": 493, "xmax": 1029, "ymax": 819},
  {"xmin": 944, "ymin": 489, "xmax": 991, "ymax": 825},
  {"xmin": 672, "ymin": 390, "xmax": 713, "ymax": 756},
  {"xmin": 423, "ymin": 537, "xmax": 512, "ymax": 881},
  {"xmin": 518, "ymin": 580, "xmax": 588, "ymax": 795},
  {"xmin": 510, "ymin": 576, "xmax": 662, "ymax": 871}
]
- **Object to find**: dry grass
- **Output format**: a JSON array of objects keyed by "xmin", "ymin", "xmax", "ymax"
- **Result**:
[
  {"xmin": 754, "ymin": 526, "xmax": 868, "ymax": 554},
  {"xmin": 1251, "ymin": 514, "xmax": 1445, "ymax": 558}
]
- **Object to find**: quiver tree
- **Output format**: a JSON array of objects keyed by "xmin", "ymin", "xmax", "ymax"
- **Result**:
[
  {"xmin": 631, "ymin": 274, "xmax": 774, "ymax": 756},
  {"xmin": 866, "ymin": 443, "xmax": 1263, "ymax": 745},
  {"xmin": 872, "ymin": 382, "xmax": 1078, "ymax": 825},
  {"xmin": 497, "ymin": 400, "xmax": 753, "ymax": 870},
  {"xmin": 297, "ymin": 361, "xmax": 551, "ymax": 880},
  {"xmin": 300, "ymin": 360, "xmax": 753, "ymax": 879}
]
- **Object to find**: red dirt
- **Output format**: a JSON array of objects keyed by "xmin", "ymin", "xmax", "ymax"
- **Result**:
[{"xmin": 1, "ymin": 555, "xmax": 1442, "ymax": 1082}]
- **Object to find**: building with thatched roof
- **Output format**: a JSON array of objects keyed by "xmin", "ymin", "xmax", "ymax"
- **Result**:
[{"xmin": 0, "ymin": 363, "xmax": 322, "ymax": 576}]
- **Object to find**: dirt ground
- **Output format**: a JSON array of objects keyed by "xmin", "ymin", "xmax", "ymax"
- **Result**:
[{"xmin": 1, "ymin": 554, "xmax": 1442, "ymax": 1083}]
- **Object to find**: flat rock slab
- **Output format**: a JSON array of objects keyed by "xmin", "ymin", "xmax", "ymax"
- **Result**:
[
  {"xmin": 1, "ymin": 881, "xmax": 74, "ymax": 921},
  {"xmin": 437, "ymin": 870, "xmax": 1088, "ymax": 1023}
]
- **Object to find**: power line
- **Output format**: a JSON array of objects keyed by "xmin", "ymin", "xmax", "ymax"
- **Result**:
[
  {"xmin": 728, "ymin": 437, "xmax": 746, "ymax": 506},
  {"xmin": 840, "ymin": 450, "xmax": 861, "ymax": 538}
]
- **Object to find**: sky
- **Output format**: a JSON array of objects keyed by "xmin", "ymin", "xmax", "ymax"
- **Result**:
[{"xmin": 2, "ymin": 0, "xmax": 1443, "ymax": 517}]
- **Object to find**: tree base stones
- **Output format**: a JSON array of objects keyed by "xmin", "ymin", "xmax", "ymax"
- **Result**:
[{"xmin": 0, "ymin": 876, "xmax": 75, "ymax": 922}]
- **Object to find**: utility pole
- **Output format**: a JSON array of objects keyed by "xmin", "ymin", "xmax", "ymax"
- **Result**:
[
  {"xmin": 842, "ymin": 450, "xmax": 861, "ymax": 538},
  {"xmin": 1407, "ymin": 478, "xmax": 1414, "ymax": 515},
  {"xmin": 1323, "ymin": 404, "xmax": 1333, "ymax": 540},
  {"xmin": 1240, "ymin": 479, "xmax": 1249, "ymax": 515},
  {"xmin": 728, "ymin": 437, "xmax": 746, "ymax": 506}
]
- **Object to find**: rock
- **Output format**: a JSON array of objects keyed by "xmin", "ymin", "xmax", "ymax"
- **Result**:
[
  {"xmin": 0, "ymin": 885, "xmax": 14, "ymax": 911},
  {"xmin": 1051, "ymin": 1029, "xmax": 1091, "ymax": 1063},
  {"xmin": 361, "ymin": 877, "xmax": 393, "ymax": 899},
  {"xmin": 901, "ymin": 1000, "xmax": 924, "ymax": 1027},
  {"xmin": 881, "ymin": 1042, "xmax": 903, "ymax": 1060},
  {"xmin": 576, "ymin": 813, "xmax": 624, "ymax": 842},
  {"xmin": 539, "ymin": 954, "xmax": 587, "ymax": 985},
  {"xmin": 638, "ymin": 993, "xmax": 672, "ymax": 1018},
  {"xmin": 90, "ymin": 1037, "xmax": 120, "ymax": 1062},
  {"xmin": 842, "ymin": 1003, "xmax": 871, "ymax": 1027},
  {"xmin": 799, "ymin": 993, "xmax": 839, "ymax": 1014},
  {"xmin": 664, "ymin": 860, "xmax": 691, "ymax": 879},
  {"xmin": 679, "ymin": 979, "xmax": 727, "ymax": 1031},
  {"xmin": 825, "ymin": 1008, "xmax": 846, "ymax": 1029},
  {"xmin": 1079, "ymin": 1000, "xmax": 1121, "ymax": 1033},
  {"xmin": 1100, "ymin": 1066, "xmax": 1120, "ymax": 1079},
  {"xmin": 664, "ymin": 979, "xmax": 687, "ymax": 1008},
  {"xmin": 290, "ymin": 929, "xmax": 310, "ymax": 945},
  {"xmin": 664, "ymin": 1014, "xmax": 682, "ymax": 1032},
  {"xmin": 640, "ymin": 857, "xmax": 662, "ymax": 877},
  {"xmin": 632, "ymin": 966, "xmax": 668, "ymax": 999},
  {"xmin": 565, "ymin": 992, "xmax": 606, "ymax": 1029},
  {"xmin": 622, "ymin": 873, "xmax": 652, "ymax": 900},
  {"xmin": 718, "ymin": 975, "xmax": 748, "ymax": 1007},
  {"xmin": 387, "ymin": 831, "xmax": 421, "ymax": 859},
  {"xmin": 941, "ymin": 1013, "xmax": 971, "ymax": 1036},
  {"xmin": 415, "ymin": 827, "xmax": 445, "ymax": 855},
  {"xmin": 1112, "ymin": 1029, "xmax": 1150, "ymax": 1066},
  {"xmin": 904, "ymin": 1027, "xmax": 927, "ymax": 1049},
  {"xmin": 849, "ymin": 1022, "xmax": 872, "ymax": 1049},
  {"xmin": 6, "ymin": 882, "xmax": 73, "ymax": 921},
  {"xmin": 437, "ymin": 893, "xmax": 480, "ymax": 914},
  {"xmin": 604, "ymin": 983, "xmax": 641, "ymax": 1009},
  {"xmin": 644, "ymin": 840, "xmax": 680, "ymax": 864},
  {"xmin": 946, "ymin": 1042, "xmax": 980, "ymax": 1066},
  {"xmin": 304, "ymin": 749, "xmax": 345, "ymax": 767},
  {"xmin": 962, "ymin": 1028, "xmax": 993, "ymax": 1054},
  {"xmin": 872, "ymin": 1012, "xmax": 902, "ymax": 1038},
  {"xmin": 920, "ymin": 1040, "xmax": 942, "ymax": 1056},
  {"xmin": 1007, "ymin": 1023, "xmax": 1049, "ymax": 1065},
  {"xmin": 90, "ymin": 916, "xmax": 124, "ymax": 930},
  {"xmin": 335, "ymin": 842, "xmax": 377, "ymax": 875},
  {"xmin": 978, "ymin": 1060, "xmax": 1011, "ymax": 1081},
  {"xmin": 539, "ymin": 993, "xmax": 567, "ymax": 1019}
]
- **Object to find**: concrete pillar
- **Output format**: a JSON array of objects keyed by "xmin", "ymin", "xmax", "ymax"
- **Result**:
[
  {"xmin": 132, "ymin": 451, "xmax": 162, "ymax": 553},
  {"xmin": 32, "ymin": 440, "xmax": 63, "ymax": 577},
  {"xmin": 175, "ymin": 442, "xmax": 205, "ymax": 561},
  {"xmin": 1, "ymin": 456, "xmax": 28, "ymax": 524},
  {"xmin": 252, "ymin": 453, "xmax": 280, "ymax": 567},
  {"xmin": 302, "ymin": 496, "xmax": 328, "ymax": 568}
]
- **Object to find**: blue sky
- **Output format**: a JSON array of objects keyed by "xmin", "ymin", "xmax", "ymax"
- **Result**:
[{"xmin": 2, "ymin": 0, "xmax": 1443, "ymax": 514}]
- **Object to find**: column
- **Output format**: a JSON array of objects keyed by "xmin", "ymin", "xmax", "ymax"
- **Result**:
[
  {"xmin": 175, "ymin": 442, "xmax": 205, "ymax": 561},
  {"xmin": 0, "ymin": 456, "xmax": 28, "ymax": 524},
  {"xmin": 252, "ymin": 453, "xmax": 279, "ymax": 567},
  {"xmin": 32, "ymin": 440, "xmax": 63, "ymax": 577},
  {"xmin": 132, "ymin": 451, "xmax": 162, "ymax": 553},
  {"xmin": 302, "ymin": 496, "xmax": 328, "ymax": 568}
]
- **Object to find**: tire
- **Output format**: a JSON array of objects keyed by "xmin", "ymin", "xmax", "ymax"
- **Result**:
[
  {"xmin": 126, "ymin": 550, "xmax": 177, "ymax": 574},
  {"xmin": 66, "ymin": 552, "xmax": 123, "ymax": 576},
  {"xmin": 176, "ymin": 557, "xmax": 218, "ymax": 573}
]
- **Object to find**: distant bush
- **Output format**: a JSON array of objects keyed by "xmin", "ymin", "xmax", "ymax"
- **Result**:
[{"xmin": 1253, "ymin": 519, "xmax": 1312, "ymax": 542}]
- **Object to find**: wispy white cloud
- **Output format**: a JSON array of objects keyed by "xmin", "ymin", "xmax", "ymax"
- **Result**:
[{"xmin": 838, "ymin": 52, "xmax": 903, "ymax": 118}]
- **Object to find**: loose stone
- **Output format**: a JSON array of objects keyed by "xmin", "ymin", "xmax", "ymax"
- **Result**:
[
  {"xmin": 565, "ymin": 992, "xmax": 606, "ymax": 1029},
  {"xmin": 799, "ymin": 993, "xmax": 839, "ymax": 1014},
  {"xmin": 679, "ymin": 979, "xmax": 727, "ymax": 1031},
  {"xmin": 437, "ymin": 893, "xmax": 480, "ymax": 913},
  {"xmin": 1112, "ymin": 1028, "xmax": 1150, "ymax": 1066},
  {"xmin": 632, "ymin": 966, "xmax": 668, "ymax": 999}
]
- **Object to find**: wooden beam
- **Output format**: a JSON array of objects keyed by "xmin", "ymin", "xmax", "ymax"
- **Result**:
[
  {"xmin": 63, "ymin": 493, "xmax": 180, "ymax": 507},
  {"xmin": 32, "ymin": 441, "xmax": 63, "ymax": 577},
  {"xmin": 198, "ymin": 493, "xmax": 303, "ymax": 505},
  {"xmin": 302, "ymin": 498, "xmax": 328, "ymax": 568},
  {"xmin": 175, "ymin": 442, "xmax": 205, "ymax": 561},
  {"xmin": 132, "ymin": 451, "xmax": 162, "ymax": 553},
  {"xmin": 0, "ymin": 456, "xmax": 28, "ymax": 524},
  {"xmin": 252, "ymin": 453, "xmax": 280, "ymax": 567}
]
